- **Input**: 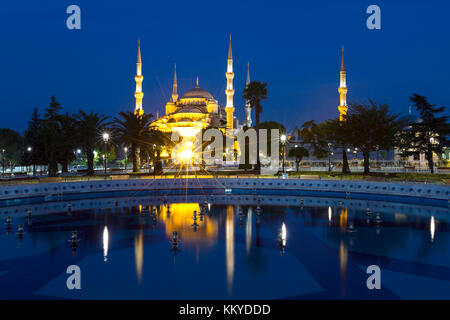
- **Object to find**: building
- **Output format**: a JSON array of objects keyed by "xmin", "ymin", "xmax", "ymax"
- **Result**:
[
  {"xmin": 131, "ymin": 36, "xmax": 243, "ymax": 162},
  {"xmin": 133, "ymin": 37, "xmax": 238, "ymax": 137}
]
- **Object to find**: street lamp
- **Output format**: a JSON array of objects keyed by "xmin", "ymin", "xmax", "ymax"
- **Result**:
[
  {"xmin": 26, "ymin": 147, "xmax": 32, "ymax": 175},
  {"xmin": 153, "ymin": 144, "xmax": 157, "ymax": 173},
  {"xmin": 328, "ymin": 143, "xmax": 333, "ymax": 172},
  {"xmin": 280, "ymin": 134, "xmax": 287, "ymax": 173},
  {"xmin": 124, "ymin": 147, "xmax": 128, "ymax": 172},
  {"xmin": 102, "ymin": 132, "xmax": 109, "ymax": 176},
  {"xmin": 1, "ymin": 149, "xmax": 5, "ymax": 175}
]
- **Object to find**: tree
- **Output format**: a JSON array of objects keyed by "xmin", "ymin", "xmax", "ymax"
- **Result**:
[
  {"xmin": 112, "ymin": 111, "xmax": 153, "ymax": 173},
  {"xmin": 23, "ymin": 108, "xmax": 45, "ymax": 175},
  {"xmin": 149, "ymin": 130, "xmax": 172, "ymax": 174},
  {"xmin": 397, "ymin": 94, "xmax": 449, "ymax": 173},
  {"xmin": 58, "ymin": 113, "xmax": 77, "ymax": 173},
  {"xmin": 298, "ymin": 120, "xmax": 330, "ymax": 160},
  {"xmin": 329, "ymin": 100, "xmax": 404, "ymax": 174},
  {"xmin": 243, "ymin": 81, "xmax": 268, "ymax": 172},
  {"xmin": 74, "ymin": 110, "xmax": 110, "ymax": 175},
  {"xmin": 0, "ymin": 129, "xmax": 23, "ymax": 175},
  {"xmin": 41, "ymin": 95, "xmax": 62, "ymax": 176},
  {"xmin": 288, "ymin": 146, "xmax": 309, "ymax": 171}
]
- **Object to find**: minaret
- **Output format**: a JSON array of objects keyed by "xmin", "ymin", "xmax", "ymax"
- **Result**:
[
  {"xmin": 134, "ymin": 39, "xmax": 144, "ymax": 116},
  {"xmin": 225, "ymin": 34, "xmax": 235, "ymax": 130},
  {"xmin": 172, "ymin": 63, "xmax": 178, "ymax": 102},
  {"xmin": 338, "ymin": 46, "xmax": 348, "ymax": 122},
  {"xmin": 244, "ymin": 62, "xmax": 252, "ymax": 127}
]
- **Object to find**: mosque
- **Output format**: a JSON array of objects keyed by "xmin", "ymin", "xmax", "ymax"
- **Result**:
[
  {"xmin": 131, "ymin": 35, "xmax": 351, "ymax": 166},
  {"xmin": 131, "ymin": 36, "xmax": 252, "ymax": 162},
  {"xmin": 132, "ymin": 36, "xmax": 251, "ymax": 135}
]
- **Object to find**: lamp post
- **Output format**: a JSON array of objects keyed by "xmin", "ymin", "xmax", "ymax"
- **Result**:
[
  {"xmin": 280, "ymin": 134, "xmax": 287, "ymax": 174},
  {"xmin": 26, "ymin": 146, "xmax": 32, "ymax": 175},
  {"xmin": 328, "ymin": 143, "xmax": 332, "ymax": 172},
  {"xmin": 1, "ymin": 149, "xmax": 5, "ymax": 175},
  {"xmin": 153, "ymin": 144, "xmax": 157, "ymax": 174},
  {"xmin": 124, "ymin": 147, "xmax": 128, "ymax": 172},
  {"xmin": 102, "ymin": 132, "xmax": 109, "ymax": 176}
]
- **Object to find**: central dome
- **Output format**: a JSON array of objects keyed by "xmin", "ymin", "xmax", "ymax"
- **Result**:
[{"xmin": 181, "ymin": 87, "xmax": 214, "ymax": 100}]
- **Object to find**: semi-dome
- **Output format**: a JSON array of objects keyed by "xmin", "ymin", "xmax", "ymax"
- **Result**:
[{"xmin": 181, "ymin": 87, "xmax": 214, "ymax": 100}]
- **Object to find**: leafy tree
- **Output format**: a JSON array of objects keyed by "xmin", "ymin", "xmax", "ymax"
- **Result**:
[
  {"xmin": 148, "ymin": 130, "xmax": 172, "ymax": 174},
  {"xmin": 298, "ymin": 120, "xmax": 330, "ymax": 160},
  {"xmin": 243, "ymin": 81, "xmax": 268, "ymax": 171},
  {"xmin": 397, "ymin": 94, "xmax": 449, "ymax": 173},
  {"xmin": 0, "ymin": 128, "xmax": 23, "ymax": 174},
  {"xmin": 58, "ymin": 113, "xmax": 77, "ymax": 173},
  {"xmin": 328, "ymin": 100, "xmax": 404, "ymax": 174},
  {"xmin": 74, "ymin": 110, "xmax": 110, "ymax": 175},
  {"xmin": 112, "ymin": 111, "xmax": 153, "ymax": 173},
  {"xmin": 288, "ymin": 146, "xmax": 309, "ymax": 171}
]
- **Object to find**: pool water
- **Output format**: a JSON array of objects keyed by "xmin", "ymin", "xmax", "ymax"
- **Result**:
[{"xmin": 0, "ymin": 195, "xmax": 449, "ymax": 300}]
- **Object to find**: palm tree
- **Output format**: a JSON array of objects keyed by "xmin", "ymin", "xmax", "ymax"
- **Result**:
[
  {"xmin": 58, "ymin": 113, "xmax": 77, "ymax": 173},
  {"xmin": 243, "ymin": 81, "xmax": 267, "ymax": 127},
  {"xmin": 243, "ymin": 81, "xmax": 268, "ymax": 171},
  {"xmin": 74, "ymin": 111, "xmax": 110, "ymax": 175},
  {"xmin": 113, "ymin": 111, "xmax": 153, "ymax": 173}
]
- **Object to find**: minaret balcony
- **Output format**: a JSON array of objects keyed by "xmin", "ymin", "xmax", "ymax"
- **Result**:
[
  {"xmin": 135, "ymin": 92, "xmax": 144, "ymax": 99},
  {"xmin": 225, "ymin": 72, "xmax": 235, "ymax": 80}
]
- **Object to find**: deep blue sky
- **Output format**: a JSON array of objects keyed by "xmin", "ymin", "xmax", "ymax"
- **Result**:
[{"xmin": 0, "ymin": 0, "xmax": 449, "ymax": 133}]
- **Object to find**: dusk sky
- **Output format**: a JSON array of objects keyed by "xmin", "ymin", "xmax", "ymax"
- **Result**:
[{"xmin": 0, "ymin": 0, "xmax": 449, "ymax": 133}]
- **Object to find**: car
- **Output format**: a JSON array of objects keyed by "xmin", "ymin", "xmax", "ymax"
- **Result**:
[{"xmin": 70, "ymin": 165, "xmax": 88, "ymax": 173}]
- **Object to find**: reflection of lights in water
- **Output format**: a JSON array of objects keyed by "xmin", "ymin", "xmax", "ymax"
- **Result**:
[
  {"xmin": 246, "ymin": 207, "xmax": 252, "ymax": 255},
  {"xmin": 280, "ymin": 222, "xmax": 287, "ymax": 247},
  {"xmin": 208, "ymin": 203, "xmax": 211, "ymax": 211},
  {"xmin": 339, "ymin": 208, "xmax": 348, "ymax": 230},
  {"xmin": 226, "ymin": 206, "xmax": 234, "ymax": 294},
  {"xmin": 103, "ymin": 226, "xmax": 109, "ymax": 262},
  {"xmin": 394, "ymin": 213, "xmax": 407, "ymax": 222},
  {"xmin": 339, "ymin": 240, "xmax": 348, "ymax": 296},
  {"xmin": 430, "ymin": 216, "xmax": 435, "ymax": 242},
  {"xmin": 328, "ymin": 206, "xmax": 332, "ymax": 223},
  {"xmin": 134, "ymin": 230, "xmax": 144, "ymax": 284}
]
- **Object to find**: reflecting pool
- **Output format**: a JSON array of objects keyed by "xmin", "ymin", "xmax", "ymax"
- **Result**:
[{"xmin": 0, "ymin": 195, "xmax": 449, "ymax": 299}]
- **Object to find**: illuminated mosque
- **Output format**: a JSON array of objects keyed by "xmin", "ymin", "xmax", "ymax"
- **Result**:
[
  {"xmin": 133, "ymin": 36, "xmax": 247, "ymax": 141},
  {"xmin": 131, "ymin": 35, "xmax": 349, "ymax": 164}
]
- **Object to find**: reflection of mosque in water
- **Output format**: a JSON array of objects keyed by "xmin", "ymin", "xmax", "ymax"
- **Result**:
[
  {"xmin": 133, "ymin": 203, "xmax": 242, "ymax": 290},
  {"xmin": 158, "ymin": 203, "xmax": 218, "ymax": 244}
]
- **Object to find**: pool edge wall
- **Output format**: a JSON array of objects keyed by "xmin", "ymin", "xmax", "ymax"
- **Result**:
[{"xmin": 0, "ymin": 178, "xmax": 448, "ymax": 208}]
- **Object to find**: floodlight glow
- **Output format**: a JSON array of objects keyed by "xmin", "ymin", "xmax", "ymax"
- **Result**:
[{"xmin": 178, "ymin": 148, "xmax": 193, "ymax": 162}]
